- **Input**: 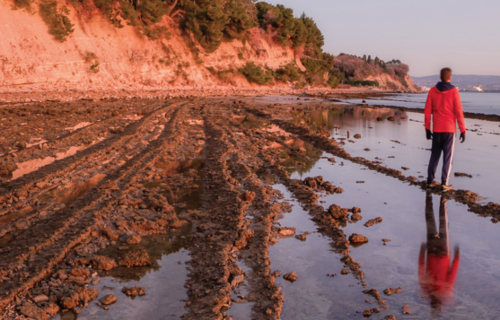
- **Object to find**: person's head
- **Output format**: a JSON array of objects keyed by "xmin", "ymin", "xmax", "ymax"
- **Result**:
[{"xmin": 440, "ymin": 68, "xmax": 452, "ymax": 82}]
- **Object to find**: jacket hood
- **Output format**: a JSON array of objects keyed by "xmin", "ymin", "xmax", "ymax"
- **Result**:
[{"xmin": 436, "ymin": 81, "xmax": 455, "ymax": 92}]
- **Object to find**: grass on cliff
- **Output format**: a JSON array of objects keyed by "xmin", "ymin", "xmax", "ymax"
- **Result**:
[{"xmin": 39, "ymin": 1, "xmax": 74, "ymax": 42}]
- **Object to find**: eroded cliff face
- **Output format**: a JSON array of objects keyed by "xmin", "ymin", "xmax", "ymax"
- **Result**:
[
  {"xmin": 0, "ymin": 0, "xmax": 297, "ymax": 89},
  {"xmin": 365, "ymin": 73, "xmax": 420, "ymax": 92}
]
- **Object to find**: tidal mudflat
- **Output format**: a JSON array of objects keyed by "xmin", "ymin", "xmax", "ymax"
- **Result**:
[{"xmin": 0, "ymin": 96, "xmax": 498, "ymax": 319}]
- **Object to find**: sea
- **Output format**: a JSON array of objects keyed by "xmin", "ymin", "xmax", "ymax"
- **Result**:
[{"xmin": 345, "ymin": 91, "xmax": 500, "ymax": 116}]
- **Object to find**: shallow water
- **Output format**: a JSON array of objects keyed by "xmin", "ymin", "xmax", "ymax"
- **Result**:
[
  {"xmin": 58, "ymin": 229, "xmax": 191, "ymax": 320},
  {"xmin": 346, "ymin": 92, "xmax": 500, "ymax": 116},
  {"xmin": 270, "ymin": 155, "xmax": 500, "ymax": 319},
  {"xmin": 302, "ymin": 107, "xmax": 500, "ymax": 204}
]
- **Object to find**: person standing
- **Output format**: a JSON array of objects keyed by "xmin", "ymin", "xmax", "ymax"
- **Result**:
[{"xmin": 424, "ymin": 68, "xmax": 466, "ymax": 191}]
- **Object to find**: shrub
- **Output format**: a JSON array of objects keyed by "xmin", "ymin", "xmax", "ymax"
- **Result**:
[
  {"xmin": 239, "ymin": 62, "xmax": 272, "ymax": 85},
  {"xmin": 275, "ymin": 63, "xmax": 301, "ymax": 83},
  {"xmin": 39, "ymin": 1, "xmax": 74, "ymax": 42},
  {"xmin": 12, "ymin": 0, "xmax": 32, "ymax": 10}
]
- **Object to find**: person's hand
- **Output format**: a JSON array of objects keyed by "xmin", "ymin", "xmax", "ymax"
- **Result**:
[
  {"xmin": 426, "ymin": 129, "xmax": 433, "ymax": 140},
  {"xmin": 460, "ymin": 131, "xmax": 466, "ymax": 143}
]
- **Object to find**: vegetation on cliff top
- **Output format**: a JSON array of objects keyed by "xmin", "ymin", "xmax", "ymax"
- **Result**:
[{"xmin": 10, "ymin": 0, "xmax": 411, "ymax": 89}]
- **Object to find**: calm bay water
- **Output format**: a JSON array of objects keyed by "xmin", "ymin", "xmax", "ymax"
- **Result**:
[{"xmin": 346, "ymin": 92, "xmax": 500, "ymax": 116}]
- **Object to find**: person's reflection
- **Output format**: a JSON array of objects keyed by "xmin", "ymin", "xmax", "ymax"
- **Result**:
[{"xmin": 419, "ymin": 192, "xmax": 460, "ymax": 316}]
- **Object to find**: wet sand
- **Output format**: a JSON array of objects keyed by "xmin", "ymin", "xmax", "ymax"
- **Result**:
[{"xmin": 0, "ymin": 96, "xmax": 498, "ymax": 320}]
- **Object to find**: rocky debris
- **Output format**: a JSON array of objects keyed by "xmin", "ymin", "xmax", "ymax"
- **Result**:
[
  {"xmin": 101, "ymin": 227, "xmax": 120, "ymax": 241},
  {"xmin": 340, "ymin": 269, "xmax": 349, "ymax": 275},
  {"xmin": 328, "ymin": 157, "xmax": 336, "ymax": 162},
  {"xmin": 363, "ymin": 288, "xmax": 381, "ymax": 301},
  {"xmin": 401, "ymin": 166, "xmax": 409, "ymax": 171},
  {"xmin": 363, "ymin": 308, "xmax": 380, "ymax": 317},
  {"xmin": 19, "ymin": 301, "xmax": 45, "ymax": 319},
  {"xmin": 328, "ymin": 204, "xmax": 349, "ymax": 220},
  {"xmin": 354, "ymin": 134, "xmax": 361, "ymax": 139},
  {"xmin": 455, "ymin": 172, "xmax": 473, "ymax": 178},
  {"xmin": 32, "ymin": 294, "xmax": 49, "ymax": 303},
  {"xmin": 295, "ymin": 232, "xmax": 310, "ymax": 241},
  {"xmin": 99, "ymin": 294, "xmax": 117, "ymax": 306},
  {"xmin": 118, "ymin": 249, "xmax": 151, "ymax": 267},
  {"xmin": 126, "ymin": 234, "xmax": 142, "ymax": 244},
  {"xmin": 61, "ymin": 287, "xmax": 99, "ymax": 309},
  {"xmin": 272, "ymin": 270, "xmax": 282, "ymax": 278},
  {"xmin": 92, "ymin": 256, "xmax": 117, "ymax": 271},
  {"xmin": 376, "ymin": 117, "xmax": 384, "ymax": 121},
  {"xmin": 326, "ymin": 273, "xmax": 337, "ymax": 277},
  {"xmin": 303, "ymin": 176, "xmax": 338, "ymax": 194},
  {"xmin": 283, "ymin": 272, "xmax": 298, "ymax": 282},
  {"xmin": 364, "ymin": 217, "xmax": 382, "ymax": 227},
  {"xmin": 387, "ymin": 117, "xmax": 395, "ymax": 121},
  {"xmin": 278, "ymin": 227, "xmax": 296, "ymax": 237},
  {"xmin": 364, "ymin": 148, "xmax": 370, "ymax": 151},
  {"xmin": 382, "ymin": 239, "xmax": 391, "ymax": 245},
  {"xmin": 349, "ymin": 233, "xmax": 368, "ymax": 244},
  {"xmin": 383, "ymin": 287, "xmax": 402, "ymax": 295},
  {"xmin": 241, "ymin": 190, "xmax": 256, "ymax": 202},
  {"xmin": 384, "ymin": 315, "xmax": 397, "ymax": 320},
  {"xmin": 402, "ymin": 305, "xmax": 411, "ymax": 314},
  {"xmin": 122, "ymin": 286, "xmax": 146, "ymax": 298}
]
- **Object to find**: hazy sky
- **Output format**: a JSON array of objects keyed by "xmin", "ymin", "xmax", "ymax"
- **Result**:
[{"xmin": 265, "ymin": 0, "xmax": 500, "ymax": 77}]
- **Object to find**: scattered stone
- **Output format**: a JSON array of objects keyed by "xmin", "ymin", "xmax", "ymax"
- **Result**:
[
  {"xmin": 99, "ymin": 294, "xmax": 117, "ymax": 305},
  {"xmin": 92, "ymin": 255, "xmax": 117, "ymax": 271},
  {"xmin": 349, "ymin": 233, "xmax": 368, "ymax": 244},
  {"xmin": 364, "ymin": 148, "xmax": 370, "ymax": 151},
  {"xmin": 118, "ymin": 249, "xmax": 151, "ymax": 267},
  {"xmin": 295, "ymin": 232, "xmax": 310, "ymax": 241},
  {"xmin": 354, "ymin": 134, "xmax": 361, "ymax": 139},
  {"xmin": 384, "ymin": 315, "xmax": 397, "ymax": 320},
  {"xmin": 283, "ymin": 272, "xmax": 298, "ymax": 282},
  {"xmin": 122, "ymin": 286, "xmax": 146, "ymax": 298},
  {"xmin": 341, "ymin": 269, "xmax": 349, "ymax": 275},
  {"xmin": 376, "ymin": 117, "xmax": 384, "ymax": 121},
  {"xmin": 272, "ymin": 270, "xmax": 282, "ymax": 278},
  {"xmin": 126, "ymin": 234, "xmax": 142, "ymax": 244},
  {"xmin": 384, "ymin": 287, "xmax": 402, "ymax": 295},
  {"xmin": 278, "ymin": 227, "xmax": 296, "ymax": 237},
  {"xmin": 455, "ymin": 172, "xmax": 472, "ymax": 178},
  {"xmin": 328, "ymin": 157, "xmax": 335, "ymax": 163},
  {"xmin": 363, "ymin": 288, "xmax": 381, "ymax": 300},
  {"xmin": 364, "ymin": 217, "xmax": 382, "ymax": 227},
  {"xmin": 402, "ymin": 305, "xmax": 411, "ymax": 314},
  {"xmin": 32, "ymin": 294, "xmax": 49, "ymax": 303},
  {"xmin": 387, "ymin": 117, "xmax": 395, "ymax": 121}
]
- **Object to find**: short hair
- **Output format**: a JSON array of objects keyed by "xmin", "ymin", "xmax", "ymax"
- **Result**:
[{"xmin": 440, "ymin": 68, "xmax": 452, "ymax": 82}]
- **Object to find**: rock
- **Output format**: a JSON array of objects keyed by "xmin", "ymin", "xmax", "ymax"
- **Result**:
[
  {"xmin": 241, "ymin": 190, "xmax": 256, "ymax": 202},
  {"xmin": 278, "ymin": 227, "xmax": 296, "ymax": 237},
  {"xmin": 349, "ymin": 233, "xmax": 368, "ymax": 244},
  {"xmin": 376, "ymin": 117, "xmax": 384, "ymax": 121},
  {"xmin": 295, "ymin": 233, "xmax": 309, "ymax": 241},
  {"xmin": 384, "ymin": 315, "xmax": 397, "ymax": 320},
  {"xmin": 402, "ymin": 305, "xmax": 411, "ymax": 314},
  {"xmin": 118, "ymin": 249, "xmax": 150, "ymax": 267},
  {"xmin": 230, "ymin": 275, "xmax": 244, "ymax": 287},
  {"xmin": 126, "ymin": 234, "xmax": 142, "ymax": 244},
  {"xmin": 32, "ymin": 294, "xmax": 49, "ymax": 303},
  {"xmin": 283, "ymin": 272, "xmax": 298, "ymax": 282},
  {"xmin": 454, "ymin": 172, "xmax": 472, "ymax": 178},
  {"xmin": 122, "ymin": 286, "xmax": 146, "ymax": 298},
  {"xmin": 328, "ymin": 204, "xmax": 349, "ymax": 220},
  {"xmin": 387, "ymin": 116, "xmax": 395, "ymax": 121},
  {"xmin": 384, "ymin": 287, "xmax": 402, "ymax": 295},
  {"xmin": 70, "ymin": 266, "xmax": 91, "ymax": 277},
  {"xmin": 101, "ymin": 227, "xmax": 119, "ymax": 241},
  {"xmin": 354, "ymin": 134, "xmax": 361, "ymax": 139},
  {"xmin": 99, "ymin": 294, "xmax": 117, "ymax": 305},
  {"xmin": 92, "ymin": 255, "xmax": 117, "ymax": 271},
  {"xmin": 272, "ymin": 270, "xmax": 282, "ymax": 277},
  {"xmin": 328, "ymin": 157, "xmax": 335, "ymax": 163},
  {"xmin": 340, "ymin": 269, "xmax": 349, "ymax": 275},
  {"xmin": 363, "ymin": 288, "xmax": 381, "ymax": 300},
  {"xmin": 364, "ymin": 217, "xmax": 383, "ymax": 227},
  {"xmin": 60, "ymin": 290, "xmax": 80, "ymax": 309},
  {"xmin": 19, "ymin": 302, "xmax": 44, "ymax": 319}
]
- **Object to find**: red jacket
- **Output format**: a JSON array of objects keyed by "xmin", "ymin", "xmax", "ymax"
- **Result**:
[{"xmin": 424, "ymin": 87, "xmax": 466, "ymax": 133}]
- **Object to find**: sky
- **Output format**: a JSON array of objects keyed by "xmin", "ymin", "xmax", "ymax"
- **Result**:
[{"xmin": 265, "ymin": 0, "xmax": 500, "ymax": 77}]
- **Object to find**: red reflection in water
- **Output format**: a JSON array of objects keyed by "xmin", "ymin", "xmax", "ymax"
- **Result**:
[{"xmin": 419, "ymin": 192, "xmax": 460, "ymax": 315}]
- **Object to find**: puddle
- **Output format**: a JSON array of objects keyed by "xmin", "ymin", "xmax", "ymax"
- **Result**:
[
  {"xmin": 300, "ymin": 106, "xmax": 500, "ymax": 204},
  {"xmin": 10, "ymin": 144, "xmax": 99, "ymax": 181},
  {"xmin": 226, "ymin": 260, "xmax": 256, "ymax": 319},
  {"xmin": 58, "ymin": 227, "xmax": 192, "ymax": 320},
  {"xmin": 269, "ymin": 155, "xmax": 500, "ymax": 319},
  {"xmin": 65, "ymin": 122, "xmax": 92, "ymax": 132}
]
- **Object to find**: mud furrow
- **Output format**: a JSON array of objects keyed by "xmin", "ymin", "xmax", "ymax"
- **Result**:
[{"xmin": 0, "ymin": 102, "xmax": 188, "ymax": 309}]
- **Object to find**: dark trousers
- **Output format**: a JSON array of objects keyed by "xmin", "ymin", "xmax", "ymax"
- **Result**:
[{"xmin": 427, "ymin": 132, "xmax": 455, "ymax": 185}]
